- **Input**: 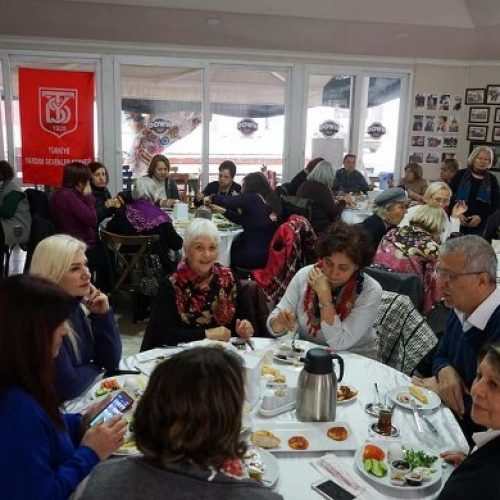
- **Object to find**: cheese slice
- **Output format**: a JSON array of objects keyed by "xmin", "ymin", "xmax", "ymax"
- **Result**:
[{"xmin": 409, "ymin": 385, "xmax": 428, "ymax": 404}]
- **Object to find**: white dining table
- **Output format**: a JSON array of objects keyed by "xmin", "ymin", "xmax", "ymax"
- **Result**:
[
  {"xmin": 69, "ymin": 338, "xmax": 469, "ymax": 500},
  {"xmin": 341, "ymin": 207, "xmax": 372, "ymax": 224}
]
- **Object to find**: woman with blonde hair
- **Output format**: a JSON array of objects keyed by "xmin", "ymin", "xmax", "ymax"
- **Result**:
[
  {"xmin": 399, "ymin": 181, "xmax": 467, "ymax": 242},
  {"xmin": 450, "ymin": 145, "xmax": 499, "ymax": 235},
  {"xmin": 30, "ymin": 234, "xmax": 122, "ymax": 401},
  {"xmin": 399, "ymin": 162, "xmax": 428, "ymax": 202},
  {"xmin": 373, "ymin": 204, "xmax": 447, "ymax": 313}
]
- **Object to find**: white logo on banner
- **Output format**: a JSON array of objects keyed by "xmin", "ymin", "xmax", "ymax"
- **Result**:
[{"xmin": 39, "ymin": 88, "xmax": 78, "ymax": 138}]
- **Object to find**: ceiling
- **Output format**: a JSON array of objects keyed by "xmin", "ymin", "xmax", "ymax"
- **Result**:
[{"xmin": 1, "ymin": 0, "xmax": 500, "ymax": 60}]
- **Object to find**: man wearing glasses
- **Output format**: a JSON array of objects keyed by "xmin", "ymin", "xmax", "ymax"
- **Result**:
[{"xmin": 414, "ymin": 235, "xmax": 500, "ymax": 441}]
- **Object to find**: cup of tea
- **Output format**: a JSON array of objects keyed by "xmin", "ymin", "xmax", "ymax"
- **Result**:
[{"xmin": 376, "ymin": 405, "xmax": 393, "ymax": 435}]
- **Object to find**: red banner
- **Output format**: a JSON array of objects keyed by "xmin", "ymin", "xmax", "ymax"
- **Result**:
[{"xmin": 19, "ymin": 68, "xmax": 94, "ymax": 185}]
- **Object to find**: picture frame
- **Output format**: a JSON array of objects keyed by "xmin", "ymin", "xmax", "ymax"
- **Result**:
[
  {"xmin": 469, "ymin": 107, "xmax": 490, "ymax": 123},
  {"xmin": 495, "ymin": 108, "xmax": 500, "ymax": 124},
  {"xmin": 486, "ymin": 85, "xmax": 500, "ymax": 105},
  {"xmin": 467, "ymin": 125, "xmax": 488, "ymax": 141},
  {"xmin": 465, "ymin": 88, "xmax": 486, "ymax": 105},
  {"xmin": 493, "ymin": 126, "xmax": 500, "ymax": 143}
]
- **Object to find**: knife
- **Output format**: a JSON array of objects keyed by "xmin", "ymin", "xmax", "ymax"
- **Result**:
[
  {"xmin": 421, "ymin": 414, "xmax": 438, "ymax": 434},
  {"xmin": 410, "ymin": 399, "xmax": 424, "ymax": 433}
]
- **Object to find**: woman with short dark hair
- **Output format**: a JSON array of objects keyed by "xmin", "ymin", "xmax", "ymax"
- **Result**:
[
  {"xmin": 0, "ymin": 274, "xmax": 127, "ymax": 500},
  {"xmin": 267, "ymin": 221, "xmax": 382, "ymax": 357},
  {"xmin": 0, "ymin": 160, "xmax": 31, "ymax": 274},
  {"xmin": 78, "ymin": 347, "xmax": 282, "ymax": 500},
  {"xmin": 195, "ymin": 160, "xmax": 241, "ymax": 206},
  {"xmin": 89, "ymin": 162, "xmax": 116, "ymax": 224}
]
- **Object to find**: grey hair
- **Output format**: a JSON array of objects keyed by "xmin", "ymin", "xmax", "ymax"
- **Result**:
[
  {"xmin": 183, "ymin": 218, "xmax": 220, "ymax": 251},
  {"xmin": 307, "ymin": 160, "xmax": 336, "ymax": 188},
  {"xmin": 441, "ymin": 235, "xmax": 497, "ymax": 283},
  {"xmin": 468, "ymin": 146, "xmax": 494, "ymax": 168},
  {"xmin": 373, "ymin": 201, "xmax": 401, "ymax": 220},
  {"xmin": 409, "ymin": 205, "xmax": 448, "ymax": 234},
  {"xmin": 424, "ymin": 181, "xmax": 451, "ymax": 200}
]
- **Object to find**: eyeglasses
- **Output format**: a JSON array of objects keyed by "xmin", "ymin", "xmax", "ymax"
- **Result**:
[{"xmin": 436, "ymin": 268, "xmax": 485, "ymax": 281}]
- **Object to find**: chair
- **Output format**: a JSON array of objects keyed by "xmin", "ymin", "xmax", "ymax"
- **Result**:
[
  {"xmin": 364, "ymin": 266, "xmax": 424, "ymax": 311},
  {"xmin": 252, "ymin": 215, "xmax": 316, "ymax": 305},
  {"xmin": 280, "ymin": 195, "xmax": 313, "ymax": 222},
  {"xmin": 100, "ymin": 230, "xmax": 160, "ymax": 292},
  {"xmin": 170, "ymin": 173, "xmax": 190, "ymax": 202},
  {"xmin": 374, "ymin": 291, "xmax": 438, "ymax": 376}
]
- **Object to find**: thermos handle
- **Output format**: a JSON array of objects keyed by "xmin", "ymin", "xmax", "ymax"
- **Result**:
[{"xmin": 332, "ymin": 354, "xmax": 344, "ymax": 382}]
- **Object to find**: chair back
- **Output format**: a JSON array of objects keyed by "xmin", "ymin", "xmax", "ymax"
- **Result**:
[
  {"xmin": 280, "ymin": 195, "xmax": 313, "ymax": 222},
  {"xmin": 375, "ymin": 291, "xmax": 438, "ymax": 375},
  {"xmin": 364, "ymin": 267, "xmax": 424, "ymax": 311}
]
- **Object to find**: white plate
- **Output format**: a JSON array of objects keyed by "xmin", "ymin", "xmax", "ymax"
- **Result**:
[
  {"xmin": 251, "ymin": 421, "xmax": 358, "ymax": 453},
  {"xmin": 355, "ymin": 441, "xmax": 442, "ymax": 491},
  {"xmin": 387, "ymin": 386, "xmax": 441, "ymax": 411},
  {"xmin": 258, "ymin": 448, "xmax": 279, "ymax": 489},
  {"xmin": 87, "ymin": 374, "xmax": 148, "ymax": 401},
  {"xmin": 336, "ymin": 384, "xmax": 359, "ymax": 405},
  {"xmin": 272, "ymin": 354, "xmax": 305, "ymax": 365}
]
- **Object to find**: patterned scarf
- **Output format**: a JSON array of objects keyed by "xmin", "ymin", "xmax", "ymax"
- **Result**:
[
  {"xmin": 125, "ymin": 199, "xmax": 171, "ymax": 232},
  {"xmin": 303, "ymin": 262, "xmax": 364, "ymax": 337},
  {"xmin": 455, "ymin": 166, "xmax": 492, "ymax": 205},
  {"xmin": 170, "ymin": 260, "xmax": 236, "ymax": 327}
]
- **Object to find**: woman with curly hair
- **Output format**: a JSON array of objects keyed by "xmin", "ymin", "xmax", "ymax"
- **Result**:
[{"xmin": 267, "ymin": 221, "xmax": 382, "ymax": 358}]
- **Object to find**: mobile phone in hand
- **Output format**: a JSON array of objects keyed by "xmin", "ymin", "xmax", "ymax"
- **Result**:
[
  {"xmin": 311, "ymin": 479, "xmax": 356, "ymax": 500},
  {"xmin": 89, "ymin": 391, "xmax": 134, "ymax": 427}
]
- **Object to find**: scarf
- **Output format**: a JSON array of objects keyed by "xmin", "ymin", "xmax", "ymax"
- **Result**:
[
  {"xmin": 125, "ymin": 199, "xmax": 171, "ymax": 232},
  {"xmin": 170, "ymin": 260, "xmax": 236, "ymax": 327},
  {"xmin": 455, "ymin": 166, "xmax": 492, "ymax": 205},
  {"xmin": 304, "ymin": 263, "xmax": 364, "ymax": 337}
]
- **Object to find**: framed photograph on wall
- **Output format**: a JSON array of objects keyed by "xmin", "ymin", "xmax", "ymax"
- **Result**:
[
  {"xmin": 493, "ymin": 126, "xmax": 500, "ymax": 143},
  {"xmin": 469, "ymin": 107, "xmax": 490, "ymax": 123},
  {"xmin": 465, "ymin": 88, "xmax": 486, "ymax": 105},
  {"xmin": 495, "ymin": 108, "xmax": 500, "ymax": 124},
  {"xmin": 467, "ymin": 125, "xmax": 488, "ymax": 141},
  {"xmin": 486, "ymin": 85, "xmax": 500, "ymax": 105}
]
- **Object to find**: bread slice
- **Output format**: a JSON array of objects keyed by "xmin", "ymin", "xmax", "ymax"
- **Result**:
[{"xmin": 251, "ymin": 430, "xmax": 281, "ymax": 449}]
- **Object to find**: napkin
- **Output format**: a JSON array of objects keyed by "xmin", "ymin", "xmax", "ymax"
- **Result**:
[{"xmin": 313, "ymin": 453, "xmax": 386, "ymax": 500}]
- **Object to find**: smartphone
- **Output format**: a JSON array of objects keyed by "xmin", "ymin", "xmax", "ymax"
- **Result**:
[
  {"xmin": 89, "ymin": 391, "xmax": 134, "ymax": 427},
  {"xmin": 311, "ymin": 479, "xmax": 356, "ymax": 500}
]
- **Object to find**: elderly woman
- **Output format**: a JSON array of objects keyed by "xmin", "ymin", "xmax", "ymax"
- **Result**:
[
  {"xmin": 399, "ymin": 162, "xmax": 428, "ymax": 202},
  {"xmin": 30, "ymin": 234, "xmax": 122, "ymax": 401},
  {"xmin": 141, "ymin": 219, "xmax": 254, "ymax": 350},
  {"xmin": 0, "ymin": 160, "xmax": 31, "ymax": 274},
  {"xmin": 267, "ymin": 222, "xmax": 382, "ymax": 358},
  {"xmin": 296, "ymin": 159, "xmax": 346, "ymax": 234},
  {"xmin": 450, "ymin": 146, "xmax": 500, "ymax": 235},
  {"xmin": 399, "ymin": 181, "xmax": 467, "ymax": 243},
  {"xmin": 206, "ymin": 172, "xmax": 280, "ymax": 270},
  {"xmin": 437, "ymin": 342, "xmax": 500, "ymax": 499},
  {"xmin": 0, "ymin": 275, "xmax": 127, "ymax": 500},
  {"xmin": 360, "ymin": 187, "xmax": 408, "ymax": 248},
  {"xmin": 77, "ymin": 347, "xmax": 282, "ymax": 500},
  {"xmin": 195, "ymin": 160, "xmax": 241, "ymax": 206},
  {"xmin": 373, "ymin": 204, "xmax": 448, "ymax": 314},
  {"xmin": 133, "ymin": 154, "xmax": 180, "ymax": 208}
]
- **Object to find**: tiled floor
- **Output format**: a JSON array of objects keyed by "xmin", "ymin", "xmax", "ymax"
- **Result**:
[{"xmin": 7, "ymin": 246, "xmax": 145, "ymax": 359}]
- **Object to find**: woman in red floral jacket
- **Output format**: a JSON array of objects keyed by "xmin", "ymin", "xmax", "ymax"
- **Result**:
[{"xmin": 141, "ymin": 218, "xmax": 254, "ymax": 350}]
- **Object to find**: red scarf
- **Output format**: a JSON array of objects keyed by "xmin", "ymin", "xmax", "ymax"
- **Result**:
[
  {"xmin": 170, "ymin": 261, "xmax": 236, "ymax": 327},
  {"xmin": 303, "ymin": 262, "xmax": 361, "ymax": 337}
]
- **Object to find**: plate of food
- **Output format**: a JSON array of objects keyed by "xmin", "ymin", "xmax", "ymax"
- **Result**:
[
  {"xmin": 243, "ymin": 447, "xmax": 279, "ymax": 489},
  {"xmin": 387, "ymin": 385, "xmax": 441, "ymax": 411},
  {"xmin": 88, "ymin": 375, "xmax": 147, "ymax": 401},
  {"xmin": 250, "ymin": 421, "xmax": 357, "ymax": 453},
  {"xmin": 336, "ymin": 384, "xmax": 359, "ymax": 404},
  {"xmin": 272, "ymin": 341, "xmax": 309, "ymax": 365},
  {"xmin": 355, "ymin": 441, "xmax": 442, "ymax": 491}
]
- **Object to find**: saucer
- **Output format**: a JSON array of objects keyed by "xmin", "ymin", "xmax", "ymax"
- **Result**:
[
  {"xmin": 369, "ymin": 422, "xmax": 399, "ymax": 437},
  {"xmin": 365, "ymin": 403, "xmax": 382, "ymax": 417}
]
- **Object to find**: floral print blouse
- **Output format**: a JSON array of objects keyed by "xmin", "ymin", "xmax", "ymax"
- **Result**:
[{"xmin": 372, "ymin": 225, "xmax": 442, "ymax": 314}]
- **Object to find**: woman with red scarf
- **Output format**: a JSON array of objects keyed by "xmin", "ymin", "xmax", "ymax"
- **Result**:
[
  {"xmin": 141, "ymin": 218, "xmax": 254, "ymax": 350},
  {"xmin": 267, "ymin": 222, "xmax": 382, "ymax": 358}
]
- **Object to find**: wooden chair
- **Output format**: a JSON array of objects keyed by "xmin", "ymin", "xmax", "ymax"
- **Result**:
[
  {"xmin": 100, "ymin": 230, "xmax": 160, "ymax": 292},
  {"xmin": 170, "ymin": 173, "xmax": 190, "ymax": 202}
]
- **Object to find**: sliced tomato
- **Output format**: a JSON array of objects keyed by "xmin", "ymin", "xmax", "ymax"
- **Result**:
[{"xmin": 363, "ymin": 444, "xmax": 385, "ymax": 461}]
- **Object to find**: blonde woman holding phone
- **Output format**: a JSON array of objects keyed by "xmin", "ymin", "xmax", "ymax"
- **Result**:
[{"xmin": 30, "ymin": 234, "xmax": 122, "ymax": 401}]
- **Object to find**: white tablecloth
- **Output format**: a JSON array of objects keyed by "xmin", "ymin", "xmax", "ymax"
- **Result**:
[
  {"xmin": 76, "ymin": 338, "xmax": 468, "ymax": 500},
  {"xmin": 341, "ymin": 208, "xmax": 372, "ymax": 224}
]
